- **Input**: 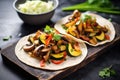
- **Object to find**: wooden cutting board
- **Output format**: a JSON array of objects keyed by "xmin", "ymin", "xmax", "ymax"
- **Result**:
[{"xmin": 1, "ymin": 23, "xmax": 120, "ymax": 80}]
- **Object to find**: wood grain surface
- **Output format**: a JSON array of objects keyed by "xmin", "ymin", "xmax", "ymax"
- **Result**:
[{"xmin": 1, "ymin": 23, "xmax": 120, "ymax": 80}]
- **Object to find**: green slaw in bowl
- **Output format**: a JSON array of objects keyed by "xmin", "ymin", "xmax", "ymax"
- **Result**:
[{"xmin": 18, "ymin": 0, "xmax": 54, "ymax": 14}]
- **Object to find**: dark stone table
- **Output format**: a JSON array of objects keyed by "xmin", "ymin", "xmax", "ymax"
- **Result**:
[{"xmin": 0, "ymin": 0, "xmax": 120, "ymax": 80}]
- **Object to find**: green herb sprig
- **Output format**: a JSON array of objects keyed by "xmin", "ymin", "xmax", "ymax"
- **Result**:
[
  {"xmin": 53, "ymin": 34, "xmax": 61, "ymax": 41},
  {"xmin": 44, "ymin": 25, "xmax": 54, "ymax": 34},
  {"xmin": 99, "ymin": 65, "xmax": 116, "ymax": 78},
  {"xmin": 3, "ymin": 35, "xmax": 12, "ymax": 41}
]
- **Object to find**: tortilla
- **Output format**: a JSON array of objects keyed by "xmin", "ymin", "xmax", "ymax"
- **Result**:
[
  {"xmin": 15, "ymin": 34, "xmax": 88, "ymax": 70},
  {"xmin": 54, "ymin": 12, "xmax": 115, "ymax": 46}
]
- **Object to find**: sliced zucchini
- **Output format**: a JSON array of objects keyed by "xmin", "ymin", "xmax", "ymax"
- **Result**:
[
  {"xmin": 95, "ymin": 32, "xmax": 105, "ymax": 41},
  {"xmin": 50, "ymin": 51, "xmax": 65, "ymax": 60},
  {"xmin": 67, "ymin": 43, "xmax": 82, "ymax": 57}
]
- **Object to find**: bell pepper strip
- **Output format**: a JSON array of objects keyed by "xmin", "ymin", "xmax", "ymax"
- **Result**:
[
  {"xmin": 105, "ymin": 34, "xmax": 110, "ymax": 40},
  {"xmin": 63, "ymin": 51, "xmax": 67, "ymax": 58},
  {"xmin": 40, "ymin": 59, "xmax": 45, "ymax": 67},
  {"xmin": 51, "ymin": 59, "xmax": 65, "ymax": 64},
  {"xmin": 51, "ymin": 51, "xmax": 66, "ymax": 64},
  {"xmin": 45, "ymin": 34, "xmax": 52, "ymax": 46}
]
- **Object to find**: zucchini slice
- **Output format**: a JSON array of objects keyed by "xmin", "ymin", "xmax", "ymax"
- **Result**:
[
  {"xmin": 67, "ymin": 43, "xmax": 82, "ymax": 57},
  {"xmin": 95, "ymin": 32, "xmax": 105, "ymax": 41},
  {"xmin": 50, "ymin": 51, "xmax": 65, "ymax": 60}
]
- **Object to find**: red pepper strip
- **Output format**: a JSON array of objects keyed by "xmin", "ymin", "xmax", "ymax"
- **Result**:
[
  {"xmin": 40, "ymin": 59, "xmax": 45, "ymax": 67},
  {"xmin": 63, "ymin": 51, "xmax": 67, "ymax": 58},
  {"xmin": 105, "ymin": 34, "xmax": 110, "ymax": 40},
  {"xmin": 51, "ymin": 51, "xmax": 67, "ymax": 64},
  {"xmin": 45, "ymin": 34, "xmax": 52, "ymax": 46},
  {"xmin": 51, "ymin": 59, "xmax": 65, "ymax": 64}
]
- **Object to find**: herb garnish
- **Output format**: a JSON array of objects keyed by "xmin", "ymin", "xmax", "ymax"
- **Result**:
[
  {"xmin": 99, "ymin": 65, "xmax": 116, "ymax": 78},
  {"xmin": 108, "ymin": 18, "xmax": 112, "ymax": 22},
  {"xmin": 44, "ymin": 25, "xmax": 53, "ymax": 33},
  {"xmin": 81, "ymin": 14, "xmax": 91, "ymax": 22},
  {"xmin": 53, "ymin": 34, "xmax": 61, "ymax": 41},
  {"xmin": 3, "ymin": 35, "xmax": 12, "ymax": 41}
]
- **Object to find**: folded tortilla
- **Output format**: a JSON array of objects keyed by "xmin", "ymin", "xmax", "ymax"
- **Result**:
[
  {"xmin": 54, "ymin": 12, "xmax": 115, "ymax": 46},
  {"xmin": 15, "ymin": 34, "xmax": 88, "ymax": 70}
]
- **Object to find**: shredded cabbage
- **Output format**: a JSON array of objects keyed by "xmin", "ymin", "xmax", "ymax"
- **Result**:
[{"xmin": 18, "ymin": 0, "xmax": 53, "ymax": 14}]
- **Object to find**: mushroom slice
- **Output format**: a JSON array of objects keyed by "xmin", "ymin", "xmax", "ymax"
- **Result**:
[
  {"xmin": 43, "ymin": 51, "xmax": 50, "ymax": 62},
  {"xmin": 33, "ymin": 44, "xmax": 44, "ymax": 57},
  {"xmin": 23, "ymin": 44, "xmax": 35, "ymax": 52},
  {"xmin": 41, "ymin": 47, "xmax": 51, "ymax": 53}
]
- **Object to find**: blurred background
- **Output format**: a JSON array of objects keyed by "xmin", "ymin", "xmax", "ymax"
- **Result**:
[{"xmin": 0, "ymin": 0, "xmax": 120, "ymax": 80}]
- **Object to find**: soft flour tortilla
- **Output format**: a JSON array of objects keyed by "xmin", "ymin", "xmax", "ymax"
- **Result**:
[
  {"xmin": 15, "ymin": 34, "xmax": 88, "ymax": 70},
  {"xmin": 54, "ymin": 12, "xmax": 115, "ymax": 46}
]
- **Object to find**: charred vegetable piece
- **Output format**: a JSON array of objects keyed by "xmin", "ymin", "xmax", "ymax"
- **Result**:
[
  {"xmin": 64, "ymin": 17, "xmax": 79, "ymax": 27},
  {"xmin": 77, "ymin": 21, "xmax": 83, "ymax": 33},
  {"xmin": 67, "ymin": 43, "xmax": 82, "ymax": 57},
  {"xmin": 89, "ymin": 37, "xmax": 97, "ymax": 45},
  {"xmin": 80, "ymin": 35, "xmax": 90, "ymax": 41},
  {"xmin": 34, "ymin": 30, "xmax": 41, "ymax": 40},
  {"xmin": 69, "ymin": 10, "xmax": 81, "ymax": 20}
]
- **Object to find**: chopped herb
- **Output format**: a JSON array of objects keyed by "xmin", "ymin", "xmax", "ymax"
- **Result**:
[
  {"xmin": 3, "ymin": 35, "xmax": 12, "ymax": 41},
  {"xmin": 44, "ymin": 25, "xmax": 53, "ymax": 33},
  {"xmin": 99, "ymin": 65, "xmax": 116, "ymax": 78},
  {"xmin": 53, "ymin": 34, "xmax": 61, "ymax": 41},
  {"xmin": 108, "ymin": 18, "xmax": 112, "ymax": 22},
  {"xmin": 81, "ymin": 14, "xmax": 91, "ymax": 22}
]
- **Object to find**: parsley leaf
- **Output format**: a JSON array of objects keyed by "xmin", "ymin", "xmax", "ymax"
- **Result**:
[
  {"xmin": 99, "ymin": 65, "xmax": 116, "ymax": 78},
  {"xmin": 81, "ymin": 14, "xmax": 91, "ymax": 22},
  {"xmin": 53, "ymin": 34, "xmax": 61, "ymax": 41},
  {"xmin": 108, "ymin": 18, "xmax": 112, "ymax": 22},
  {"xmin": 3, "ymin": 35, "xmax": 12, "ymax": 41},
  {"xmin": 44, "ymin": 25, "xmax": 53, "ymax": 33}
]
